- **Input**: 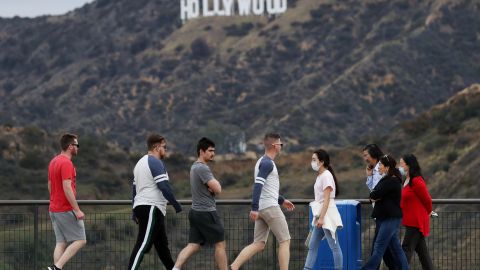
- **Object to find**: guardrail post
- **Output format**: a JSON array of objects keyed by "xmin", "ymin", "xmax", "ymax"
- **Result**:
[
  {"xmin": 273, "ymin": 234, "xmax": 277, "ymax": 269},
  {"xmin": 33, "ymin": 204, "xmax": 39, "ymax": 270}
]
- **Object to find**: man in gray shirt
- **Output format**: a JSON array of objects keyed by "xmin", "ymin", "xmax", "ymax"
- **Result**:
[
  {"xmin": 173, "ymin": 137, "xmax": 227, "ymax": 270},
  {"xmin": 190, "ymin": 161, "xmax": 217, "ymax": 211}
]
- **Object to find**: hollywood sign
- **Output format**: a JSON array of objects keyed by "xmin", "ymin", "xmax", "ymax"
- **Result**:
[{"xmin": 180, "ymin": 0, "xmax": 288, "ymax": 21}]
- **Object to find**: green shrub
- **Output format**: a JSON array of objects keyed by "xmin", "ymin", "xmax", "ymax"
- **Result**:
[
  {"xmin": 19, "ymin": 150, "xmax": 47, "ymax": 170},
  {"xmin": 87, "ymin": 223, "xmax": 106, "ymax": 244},
  {"xmin": 190, "ymin": 38, "xmax": 211, "ymax": 59},
  {"xmin": 0, "ymin": 138, "xmax": 8, "ymax": 151},
  {"xmin": 107, "ymin": 151, "xmax": 126, "ymax": 163},
  {"xmin": 20, "ymin": 126, "xmax": 44, "ymax": 146},
  {"xmin": 0, "ymin": 261, "xmax": 15, "ymax": 270},
  {"xmin": 224, "ymin": 23, "xmax": 254, "ymax": 37},
  {"xmin": 401, "ymin": 116, "xmax": 430, "ymax": 136},
  {"xmin": 3, "ymin": 81, "xmax": 16, "ymax": 92},
  {"xmin": 446, "ymin": 151, "xmax": 458, "ymax": 163},
  {"xmin": 454, "ymin": 136, "xmax": 470, "ymax": 148},
  {"xmin": 219, "ymin": 173, "xmax": 238, "ymax": 187},
  {"xmin": 430, "ymin": 160, "xmax": 450, "ymax": 173},
  {"xmin": 422, "ymin": 136, "xmax": 448, "ymax": 153}
]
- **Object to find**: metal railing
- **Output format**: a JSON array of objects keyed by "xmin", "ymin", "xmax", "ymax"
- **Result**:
[{"xmin": 0, "ymin": 199, "xmax": 479, "ymax": 270}]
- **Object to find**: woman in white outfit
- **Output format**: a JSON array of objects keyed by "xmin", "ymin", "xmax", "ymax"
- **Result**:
[{"xmin": 304, "ymin": 149, "xmax": 343, "ymax": 270}]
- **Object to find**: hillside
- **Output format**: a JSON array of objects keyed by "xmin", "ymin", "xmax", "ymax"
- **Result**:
[
  {"xmin": 1, "ymin": 83, "xmax": 478, "ymax": 201},
  {"xmin": 386, "ymin": 83, "xmax": 480, "ymax": 198},
  {"xmin": 216, "ymin": 84, "xmax": 480, "ymax": 201},
  {"xmin": 1, "ymin": 0, "xmax": 479, "ymax": 153},
  {"xmin": 0, "ymin": 126, "xmax": 135, "ymax": 200}
]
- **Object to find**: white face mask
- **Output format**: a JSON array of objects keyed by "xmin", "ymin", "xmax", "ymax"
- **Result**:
[
  {"xmin": 311, "ymin": 161, "xmax": 320, "ymax": 171},
  {"xmin": 399, "ymin": 167, "xmax": 407, "ymax": 176}
]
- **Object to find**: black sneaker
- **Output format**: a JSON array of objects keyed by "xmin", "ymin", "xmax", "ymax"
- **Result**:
[{"xmin": 47, "ymin": 265, "xmax": 61, "ymax": 270}]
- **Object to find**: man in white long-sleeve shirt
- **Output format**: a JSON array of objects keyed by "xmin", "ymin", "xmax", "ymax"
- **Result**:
[
  {"xmin": 363, "ymin": 144, "xmax": 384, "ymax": 191},
  {"xmin": 363, "ymin": 144, "xmax": 397, "ymax": 270}
]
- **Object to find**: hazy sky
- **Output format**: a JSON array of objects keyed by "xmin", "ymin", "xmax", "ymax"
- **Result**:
[{"xmin": 0, "ymin": 0, "xmax": 95, "ymax": 18}]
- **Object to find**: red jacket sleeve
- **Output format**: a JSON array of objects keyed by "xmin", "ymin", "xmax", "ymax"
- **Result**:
[{"xmin": 412, "ymin": 176, "xmax": 432, "ymax": 213}]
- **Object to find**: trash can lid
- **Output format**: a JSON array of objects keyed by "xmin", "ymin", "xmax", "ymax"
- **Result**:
[{"xmin": 334, "ymin": 199, "xmax": 360, "ymax": 206}]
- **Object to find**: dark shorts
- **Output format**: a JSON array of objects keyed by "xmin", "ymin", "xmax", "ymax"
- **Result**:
[{"xmin": 188, "ymin": 209, "xmax": 225, "ymax": 245}]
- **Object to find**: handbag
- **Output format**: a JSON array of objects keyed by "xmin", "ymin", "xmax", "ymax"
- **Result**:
[
  {"xmin": 304, "ymin": 216, "xmax": 318, "ymax": 248},
  {"xmin": 304, "ymin": 229, "xmax": 313, "ymax": 248}
]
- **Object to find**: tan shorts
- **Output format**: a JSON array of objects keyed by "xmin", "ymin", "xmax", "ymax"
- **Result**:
[{"xmin": 254, "ymin": 205, "xmax": 291, "ymax": 243}]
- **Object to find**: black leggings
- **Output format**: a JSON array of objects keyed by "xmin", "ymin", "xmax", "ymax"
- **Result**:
[
  {"xmin": 128, "ymin": 205, "xmax": 174, "ymax": 270},
  {"xmin": 402, "ymin": 226, "xmax": 434, "ymax": 270}
]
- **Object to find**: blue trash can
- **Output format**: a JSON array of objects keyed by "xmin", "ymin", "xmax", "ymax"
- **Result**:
[{"xmin": 308, "ymin": 200, "xmax": 362, "ymax": 269}]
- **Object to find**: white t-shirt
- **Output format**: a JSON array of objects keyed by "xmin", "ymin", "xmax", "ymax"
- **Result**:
[{"xmin": 314, "ymin": 170, "xmax": 336, "ymax": 203}]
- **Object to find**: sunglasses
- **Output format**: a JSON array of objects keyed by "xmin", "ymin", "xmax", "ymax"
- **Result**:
[{"xmin": 71, "ymin": 143, "xmax": 80, "ymax": 148}]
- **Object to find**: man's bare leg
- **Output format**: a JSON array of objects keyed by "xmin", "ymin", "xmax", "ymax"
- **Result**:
[
  {"xmin": 55, "ymin": 240, "xmax": 86, "ymax": 269},
  {"xmin": 53, "ymin": 242, "xmax": 67, "ymax": 264},
  {"xmin": 230, "ymin": 242, "xmax": 265, "ymax": 270},
  {"xmin": 278, "ymin": 239, "xmax": 290, "ymax": 270},
  {"xmin": 214, "ymin": 241, "xmax": 228, "ymax": 270},
  {"xmin": 174, "ymin": 243, "xmax": 201, "ymax": 269}
]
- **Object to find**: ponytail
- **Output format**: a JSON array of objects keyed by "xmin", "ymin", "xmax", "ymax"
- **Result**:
[
  {"xmin": 327, "ymin": 165, "xmax": 340, "ymax": 197},
  {"xmin": 313, "ymin": 148, "xmax": 340, "ymax": 197},
  {"xmin": 393, "ymin": 167, "xmax": 402, "ymax": 182},
  {"xmin": 380, "ymin": 154, "xmax": 402, "ymax": 182}
]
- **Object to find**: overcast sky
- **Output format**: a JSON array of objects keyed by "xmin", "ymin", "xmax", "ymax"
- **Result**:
[{"xmin": 0, "ymin": 0, "xmax": 95, "ymax": 18}]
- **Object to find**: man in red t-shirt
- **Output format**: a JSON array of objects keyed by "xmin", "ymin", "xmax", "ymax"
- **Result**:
[{"xmin": 47, "ymin": 133, "xmax": 86, "ymax": 270}]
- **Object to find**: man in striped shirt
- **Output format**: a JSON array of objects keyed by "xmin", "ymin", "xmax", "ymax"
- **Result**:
[
  {"xmin": 128, "ymin": 134, "xmax": 182, "ymax": 270},
  {"xmin": 230, "ymin": 133, "xmax": 295, "ymax": 270}
]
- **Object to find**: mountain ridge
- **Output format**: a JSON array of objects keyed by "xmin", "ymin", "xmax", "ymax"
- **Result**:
[
  {"xmin": 0, "ymin": 83, "xmax": 478, "ymax": 200},
  {"xmin": 1, "ymin": 0, "xmax": 479, "ymax": 153}
]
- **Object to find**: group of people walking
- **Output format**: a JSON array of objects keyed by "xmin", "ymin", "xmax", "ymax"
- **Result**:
[
  {"xmin": 46, "ymin": 133, "xmax": 434, "ymax": 270},
  {"xmin": 46, "ymin": 132, "xmax": 294, "ymax": 270},
  {"xmin": 361, "ymin": 144, "xmax": 434, "ymax": 270}
]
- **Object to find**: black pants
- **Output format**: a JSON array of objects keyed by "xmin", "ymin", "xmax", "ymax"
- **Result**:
[
  {"xmin": 402, "ymin": 226, "xmax": 434, "ymax": 270},
  {"xmin": 372, "ymin": 220, "xmax": 399, "ymax": 270},
  {"xmin": 128, "ymin": 205, "xmax": 174, "ymax": 270}
]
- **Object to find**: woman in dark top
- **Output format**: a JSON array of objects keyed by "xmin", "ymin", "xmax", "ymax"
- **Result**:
[{"xmin": 361, "ymin": 155, "xmax": 409, "ymax": 270}]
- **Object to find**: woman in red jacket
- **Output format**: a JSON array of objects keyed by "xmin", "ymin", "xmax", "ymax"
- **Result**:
[{"xmin": 399, "ymin": 154, "xmax": 434, "ymax": 270}]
